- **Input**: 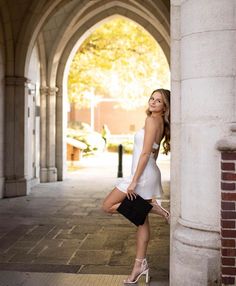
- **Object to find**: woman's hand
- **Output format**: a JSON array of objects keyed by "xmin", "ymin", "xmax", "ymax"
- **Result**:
[{"xmin": 126, "ymin": 181, "xmax": 137, "ymax": 200}]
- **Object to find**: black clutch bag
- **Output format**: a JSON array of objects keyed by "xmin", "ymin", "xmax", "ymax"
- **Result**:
[{"xmin": 117, "ymin": 194, "xmax": 153, "ymax": 226}]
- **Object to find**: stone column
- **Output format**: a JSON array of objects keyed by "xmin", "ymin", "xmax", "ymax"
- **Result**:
[
  {"xmin": 47, "ymin": 87, "xmax": 58, "ymax": 182},
  {"xmin": 40, "ymin": 86, "xmax": 58, "ymax": 182},
  {"xmin": 169, "ymin": 0, "xmax": 182, "ymax": 283},
  {"xmin": 170, "ymin": 0, "xmax": 236, "ymax": 284},
  {"xmin": 39, "ymin": 86, "xmax": 47, "ymax": 182},
  {"xmin": 56, "ymin": 85, "xmax": 66, "ymax": 181},
  {"xmin": 5, "ymin": 76, "xmax": 30, "ymax": 197}
]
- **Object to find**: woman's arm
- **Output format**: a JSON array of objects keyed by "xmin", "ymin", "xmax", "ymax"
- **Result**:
[{"xmin": 126, "ymin": 116, "xmax": 162, "ymax": 199}]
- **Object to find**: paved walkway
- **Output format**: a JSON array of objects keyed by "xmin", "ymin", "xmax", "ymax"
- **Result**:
[
  {"xmin": 0, "ymin": 152, "xmax": 170, "ymax": 285},
  {"xmin": 0, "ymin": 271, "xmax": 169, "ymax": 286}
]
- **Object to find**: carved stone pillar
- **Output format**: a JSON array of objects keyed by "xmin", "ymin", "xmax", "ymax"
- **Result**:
[
  {"xmin": 56, "ymin": 85, "xmax": 66, "ymax": 181},
  {"xmin": 170, "ymin": 0, "xmax": 235, "ymax": 284},
  {"xmin": 39, "ymin": 86, "xmax": 47, "ymax": 182},
  {"xmin": 47, "ymin": 87, "xmax": 58, "ymax": 181},
  {"xmin": 4, "ymin": 76, "xmax": 30, "ymax": 197},
  {"xmin": 40, "ymin": 86, "xmax": 58, "ymax": 182}
]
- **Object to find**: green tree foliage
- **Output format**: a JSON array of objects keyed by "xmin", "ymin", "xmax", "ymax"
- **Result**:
[{"xmin": 68, "ymin": 17, "xmax": 170, "ymax": 110}]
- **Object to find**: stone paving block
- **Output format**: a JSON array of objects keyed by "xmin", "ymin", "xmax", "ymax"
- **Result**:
[
  {"xmin": 100, "ymin": 225, "xmax": 134, "ymax": 232},
  {"xmin": 45, "ymin": 219, "xmax": 76, "ymax": 228},
  {"xmin": 158, "ymin": 228, "xmax": 170, "ymax": 236},
  {"xmin": 79, "ymin": 233, "xmax": 108, "ymax": 250},
  {"xmin": 27, "ymin": 238, "xmax": 64, "ymax": 255},
  {"xmin": 3, "ymin": 240, "xmax": 36, "ymax": 258},
  {"xmin": 0, "ymin": 263, "xmax": 80, "ymax": 273},
  {"xmin": 6, "ymin": 248, "xmax": 31, "ymax": 257},
  {"xmin": 79, "ymin": 264, "xmax": 130, "ymax": 275},
  {"xmin": 73, "ymin": 217, "xmax": 99, "ymax": 225},
  {"xmin": 56, "ymin": 208, "xmax": 83, "ymax": 215},
  {"xmin": 69, "ymin": 250, "xmax": 113, "ymax": 265},
  {"xmin": 100, "ymin": 229, "xmax": 131, "ymax": 251},
  {"xmin": 148, "ymin": 235, "xmax": 169, "ymax": 243},
  {"xmin": 19, "ymin": 224, "xmax": 55, "ymax": 241},
  {"xmin": 149, "ymin": 227, "xmax": 162, "ymax": 237},
  {"xmin": 8, "ymin": 253, "xmax": 37, "ymax": 263},
  {"xmin": 44, "ymin": 226, "xmax": 62, "ymax": 239},
  {"xmin": 79, "ymin": 203, "xmax": 97, "ymax": 208},
  {"xmin": 72, "ymin": 211, "xmax": 89, "ymax": 216},
  {"xmin": 55, "ymin": 231, "xmax": 86, "ymax": 240},
  {"xmin": 0, "ymin": 252, "xmax": 16, "ymax": 263},
  {"xmin": 33, "ymin": 256, "xmax": 70, "ymax": 264},
  {"xmin": 122, "ymin": 238, "xmax": 137, "ymax": 249},
  {"xmin": 60, "ymin": 204, "xmax": 80, "ymax": 212},
  {"xmin": 60, "ymin": 239, "xmax": 82, "ymax": 248},
  {"xmin": 149, "ymin": 254, "xmax": 169, "ymax": 263},
  {"xmin": 71, "ymin": 216, "xmax": 123, "ymax": 226},
  {"xmin": 88, "ymin": 210, "xmax": 108, "ymax": 217},
  {"xmin": 109, "ymin": 251, "xmax": 136, "ymax": 266},
  {"xmin": 148, "ymin": 241, "xmax": 170, "ymax": 256},
  {"xmin": 8, "ymin": 240, "xmax": 37, "ymax": 250},
  {"xmin": 103, "ymin": 236, "xmax": 125, "ymax": 251},
  {"xmin": 71, "ymin": 225, "xmax": 101, "ymax": 234},
  {"xmin": 0, "ymin": 225, "xmax": 35, "ymax": 252},
  {"xmin": 32, "ymin": 239, "xmax": 81, "ymax": 265},
  {"xmin": 112, "ymin": 219, "xmax": 133, "ymax": 227}
]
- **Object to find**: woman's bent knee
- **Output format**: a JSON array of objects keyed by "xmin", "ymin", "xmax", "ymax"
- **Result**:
[{"xmin": 101, "ymin": 201, "xmax": 112, "ymax": 214}]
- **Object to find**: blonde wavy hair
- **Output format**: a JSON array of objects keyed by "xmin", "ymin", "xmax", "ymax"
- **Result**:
[{"xmin": 145, "ymin": 88, "xmax": 171, "ymax": 155}]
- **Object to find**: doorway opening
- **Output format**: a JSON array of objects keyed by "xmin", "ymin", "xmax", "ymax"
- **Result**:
[{"xmin": 64, "ymin": 16, "xmax": 170, "ymax": 180}]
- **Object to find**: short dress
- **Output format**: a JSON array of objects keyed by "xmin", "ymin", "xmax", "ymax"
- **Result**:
[{"xmin": 115, "ymin": 128, "xmax": 164, "ymax": 200}]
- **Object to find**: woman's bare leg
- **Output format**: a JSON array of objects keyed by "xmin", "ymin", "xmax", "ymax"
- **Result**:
[
  {"xmin": 136, "ymin": 215, "xmax": 150, "ymax": 258},
  {"xmin": 150, "ymin": 200, "xmax": 170, "ymax": 223},
  {"xmin": 101, "ymin": 187, "xmax": 126, "ymax": 213},
  {"xmin": 102, "ymin": 191, "xmax": 153, "ymax": 282},
  {"xmin": 124, "ymin": 216, "xmax": 150, "ymax": 282}
]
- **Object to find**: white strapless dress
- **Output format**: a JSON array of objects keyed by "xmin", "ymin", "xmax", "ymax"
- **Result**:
[{"xmin": 115, "ymin": 128, "xmax": 164, "ymax": 200}]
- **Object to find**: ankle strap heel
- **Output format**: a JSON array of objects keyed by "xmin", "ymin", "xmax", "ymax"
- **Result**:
[
  {"xmin": 135, "ymin": 257, "xmax": 148, "ymax": 271},
  {"xmin": 124, "ymin": 257, "xmax": 150, "ymax": 284}
]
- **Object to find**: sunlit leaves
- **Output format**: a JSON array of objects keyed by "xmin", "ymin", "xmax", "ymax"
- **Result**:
[{"xmin": 68, "ymin": 17, "xmax": 170, "ymax": 110}]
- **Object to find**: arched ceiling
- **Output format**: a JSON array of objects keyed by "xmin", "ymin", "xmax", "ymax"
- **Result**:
[{"xmin": 0, "ymin": 0, "xmax": 170, "ymax": 77}]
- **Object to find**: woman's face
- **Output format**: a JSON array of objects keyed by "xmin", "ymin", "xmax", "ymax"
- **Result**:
[{"xmin": 148, "ymin": 91, "xmax": 165, "ymax": 114}]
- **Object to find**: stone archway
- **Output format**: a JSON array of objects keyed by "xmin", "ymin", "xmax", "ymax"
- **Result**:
[
  {"xmin": 1, "ymin": 0, "xmax": 173, "ymax": 280},
  {"xmin": 16, "ymin": 0, "xmax": 170, "ymax": 184},
  {"xmin": 50, "ymin": 5, "xmax": 170, "ymax": 181},
  {"xmin": 2, "ymin": 0, "xmax": 169, "ymax": 186}
]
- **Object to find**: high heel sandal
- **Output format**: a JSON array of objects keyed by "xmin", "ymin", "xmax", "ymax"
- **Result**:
[
  {"xmin": 123, "ymin": 257, "xmax": 150, "ymax": 284},
  {"xmin": 153, "ymin": 200, "xmax": 170, "ymax": 224}
]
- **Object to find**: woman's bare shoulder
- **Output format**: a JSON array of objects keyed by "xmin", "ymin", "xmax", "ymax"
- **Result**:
[{"xmin": 145, "ymin": 116, "xmax": 162, "ymax": 128}]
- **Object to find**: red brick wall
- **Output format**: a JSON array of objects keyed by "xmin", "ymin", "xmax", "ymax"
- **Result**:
[
  {"xmin": 68, "ymin": 101, "xmax": 147, "ymax": 134},
  {"xmin": 221, "ymin": 152, "xmax": 236, "ymax": 285}
]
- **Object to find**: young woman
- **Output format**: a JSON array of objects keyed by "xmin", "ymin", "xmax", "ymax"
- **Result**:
[{"xmin": 102, "ymin": 88, "xmax": 171, "ymax": 284}]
